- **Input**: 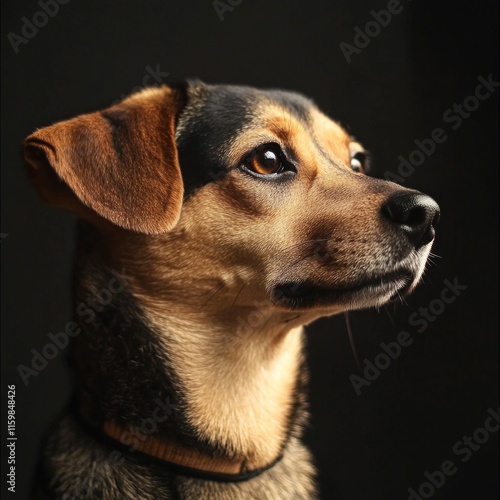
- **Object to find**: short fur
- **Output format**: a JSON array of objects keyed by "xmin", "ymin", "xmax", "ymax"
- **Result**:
[{"xmin": 25, "ymin": 81, "xmax": 438, "ymax": 499}]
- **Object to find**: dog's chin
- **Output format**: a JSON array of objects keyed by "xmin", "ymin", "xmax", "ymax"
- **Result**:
[{"xmin": 271, "ymin": 270, "xmax": 417, "ymax": 311}]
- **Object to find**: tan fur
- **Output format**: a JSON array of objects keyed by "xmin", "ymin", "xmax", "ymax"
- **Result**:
[
  {"xmin": 309, "ymin": 108, "xmax": 352, "ymax": 166},
  {"xmin": 99, "ymin": 211, "xmax": 308, "ymax": 467},
  {"xmin": 67, "ymin": 91, "xmax": 428, "ymax": 466},
  {"xmin": 25, "ymin": 83, "xmax": 436, "ymax": 498}
]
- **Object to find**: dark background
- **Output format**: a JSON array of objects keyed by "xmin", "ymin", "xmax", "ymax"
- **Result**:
[{"xmin": 1, "ymin": 1, "xmax": 498, "ymax": 498}]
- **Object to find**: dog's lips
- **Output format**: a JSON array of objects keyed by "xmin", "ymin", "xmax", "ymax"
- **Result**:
[{"xmin": 272, "ymin": 271, "xmax": 414, "ymax": 309}]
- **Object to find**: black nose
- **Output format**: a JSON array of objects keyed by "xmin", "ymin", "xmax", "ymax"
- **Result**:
[{"xmin": 382, "ymin": 192, "xmax": 440, "ymax": 249}]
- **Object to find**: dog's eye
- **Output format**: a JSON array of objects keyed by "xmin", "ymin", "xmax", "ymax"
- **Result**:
[
  {"xmin": 241, "ymin": 144, "xmax": 294, "ymax": 176},
  {"xmin": 350, "ymin": 152, "xmax": 369, "ymax": 173}
]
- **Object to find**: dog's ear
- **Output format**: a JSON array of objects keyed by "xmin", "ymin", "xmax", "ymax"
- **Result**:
[{"xmin": 23, "ymin": 85, "xmax": 186, "ymax": 234}]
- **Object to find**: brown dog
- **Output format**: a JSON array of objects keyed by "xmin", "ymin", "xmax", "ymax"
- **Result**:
[{"xmin": 25, "ymin": 81, "xmax": 439, "ymax": 499}]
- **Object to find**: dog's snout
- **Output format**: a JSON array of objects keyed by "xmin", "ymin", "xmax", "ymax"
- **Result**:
[{"xmin": 382, "ymin": 192, "xmax": 440, "ymax": 249}]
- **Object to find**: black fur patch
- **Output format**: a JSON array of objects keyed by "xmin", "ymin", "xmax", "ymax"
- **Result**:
[{"xmin": 177, "ymin": 82, "xmax": 314, "ymax": 196}]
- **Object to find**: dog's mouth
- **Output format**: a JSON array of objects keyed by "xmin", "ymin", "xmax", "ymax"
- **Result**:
[{"xmin": 271, "ymin": 270, "xmax": 415, "ymax": 310}]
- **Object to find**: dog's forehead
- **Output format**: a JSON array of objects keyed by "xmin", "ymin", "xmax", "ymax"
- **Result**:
[
  {"xmin": 177, "ymin": 83, "xmax": 314, "ymax": 139},
  {"xmin": 176, "ymin": 83, "xmax": 350, "ymax": 195}
]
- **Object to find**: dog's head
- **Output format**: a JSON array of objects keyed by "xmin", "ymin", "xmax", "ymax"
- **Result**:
[{"xmin": 24, "ymin": 81, "xmax": 439, "ymax": 316}]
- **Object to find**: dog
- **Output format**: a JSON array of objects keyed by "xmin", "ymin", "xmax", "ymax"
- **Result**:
[{"xmin": 24, "ymin": 81, "xmax": 439, "ymax": 499}]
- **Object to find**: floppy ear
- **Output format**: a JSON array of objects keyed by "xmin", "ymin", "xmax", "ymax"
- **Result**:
[{"xmin": 23, "ymin": 85, "xmax": 185, "ymax": 234}]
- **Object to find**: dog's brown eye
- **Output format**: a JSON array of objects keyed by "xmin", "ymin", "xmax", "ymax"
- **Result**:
[
  {"xmin": 350, "ymin": 152, "xmax": 369, "ymax": 173},
  {"xmin": 242, "ymin": 145, "xmax": 292, "ymax": 176}
]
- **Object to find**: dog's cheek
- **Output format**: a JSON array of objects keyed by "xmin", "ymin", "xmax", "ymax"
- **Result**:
[{"xmin": 216, "ymin": 171, "xmax": 302, "ymax": 218}]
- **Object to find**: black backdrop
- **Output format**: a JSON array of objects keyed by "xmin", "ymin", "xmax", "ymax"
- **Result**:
[{"xmin": 1, "ymin": 1, "xmax": 498, "ymax": 499}]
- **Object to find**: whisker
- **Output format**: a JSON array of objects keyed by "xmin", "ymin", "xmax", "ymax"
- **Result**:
[
  {"xmin": 345, "ymin": 312, "xmax": 361, "ymax": 370},
  {"xmin": 282, "ymin": 314, "xmax": 301, "ymax": 324},
  {"xmin": 200, "ymin": 281, "xmax": 224, "ymax": 296},
  {"xmin": 383, "ymin": 307, "xmax": 397, "ymax": 330},
  {"xmin": 231, "ymin": 283, "xmax": 246, "ymax": 307},
  {"xmin": 278, "ymin": 253, "xmax": 315, "ymax": 277},
  {"xmin": 279, "ymin": 238, "xmax": 329, "ymax": 254},
  {"xmin": 201, "ymin": 281, "xmax": 225, "ymax": 305},
  {"xmin": 396, "ymin": 288, "xmax": 407, "ymax": 306}
]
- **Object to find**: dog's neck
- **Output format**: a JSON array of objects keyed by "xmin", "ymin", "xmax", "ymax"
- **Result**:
[
  {"xmin": 74, "ymin": 223, "xmax": 310, "ymax": 469},
  {"xmin": 145, "ymin": 306, "xmax": 306, "ymax": 468}
]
